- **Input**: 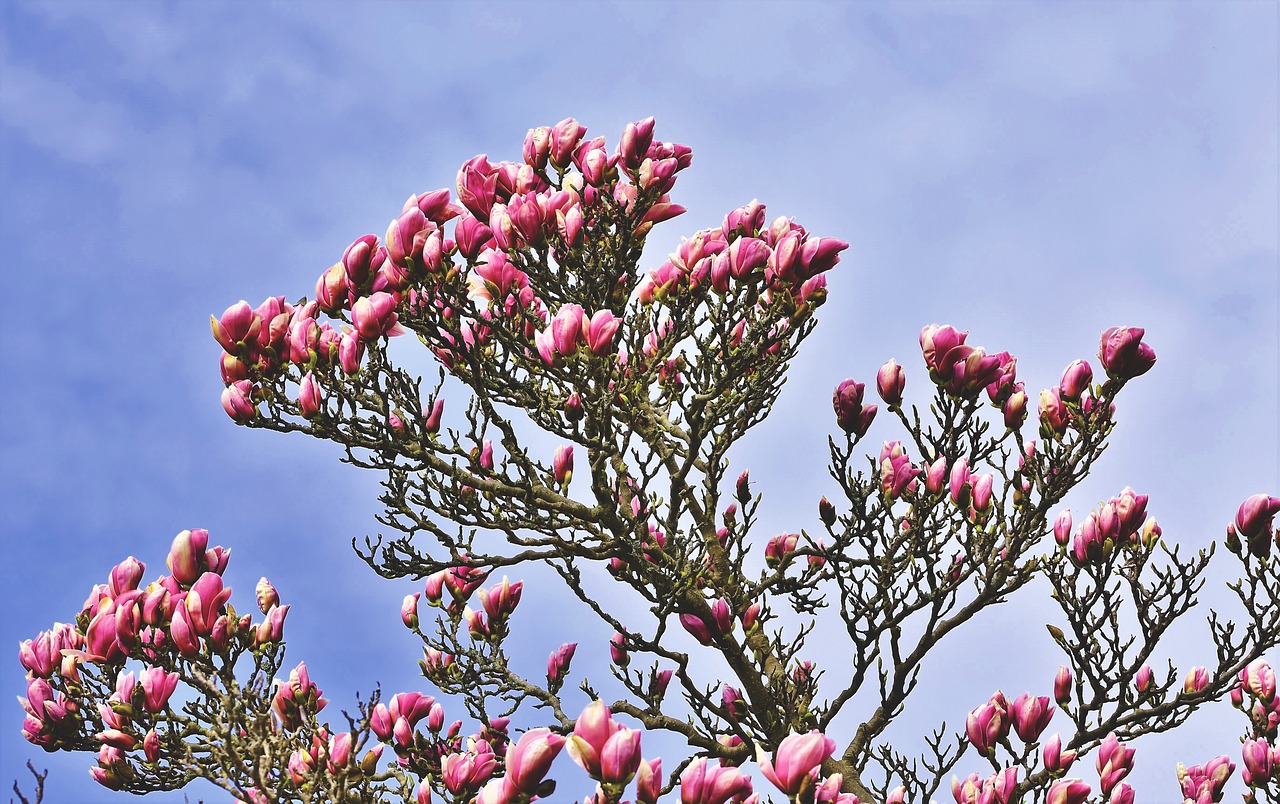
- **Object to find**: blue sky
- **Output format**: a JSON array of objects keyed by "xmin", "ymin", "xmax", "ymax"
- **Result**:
[{"xmin": 1, "ymin": 1, "xmax": 1276, "ymax": 801}]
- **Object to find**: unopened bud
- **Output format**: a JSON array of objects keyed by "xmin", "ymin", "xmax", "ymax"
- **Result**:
[
  {"xmin": 564, "ymin": 392, "xmax": 584, "ymax": 422},
  {"xmin": 255, "ymin": 578, "xmax": 279, "ymax": 615},
  {"xmin": 818, "ymin": 497, "xmax": 837, "ymax": 528},
  {"xmin": 1055, "ymin": 666, "xmax": 1073, "ymax": 705}
]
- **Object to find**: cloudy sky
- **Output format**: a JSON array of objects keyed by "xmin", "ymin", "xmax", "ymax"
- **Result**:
[{"xmin": 1, "ymin": 1, "xmax": 1276, "ymax": 801}]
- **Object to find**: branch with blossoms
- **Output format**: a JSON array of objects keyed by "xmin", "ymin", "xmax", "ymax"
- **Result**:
[
  {"xmin": 17, "ymin": 530, "xmax": 412, "ymax": 801},
  {"xmin": 16, "ymin": 116, "xmax": 1280, "ymax": 804}
]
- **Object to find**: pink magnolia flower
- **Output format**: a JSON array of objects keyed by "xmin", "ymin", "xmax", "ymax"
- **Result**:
[
  {"xmin": 1177, "ymin": 755, "xmax": 1234, "ymax": 802},
  {"xmin": 271, "ymin": 662, "xmax": 327, "ymax": 730},
  {"xmin": 505, "ymin": 727, "xmax": 565, "ymax": 794},
  {"xmin": 385, "ymin": 205, "xmax": 433, "ymax": 268},
  {"xmin": 833, "ymin": 380, "xmax": 877, "ymax": 437},
  {"xmin": 456, "ymin": 155, "xmax": 500, "ymax": 219},
  {"xmin": 924, "ymin": 456, "xmax": 948, "ymax": 496},
  {"xmin": 444, "ymin": 564, "xmax": 487, "ymax": 602},
  {"xmin": 401, "ymin": 593, "xmax": 420, "ymax": 629},
  {"xmin": 473, "ymin": 778, "xmax": 512, "ymax": 804},
  {"xmin": 338, "ymin": 330, "xmax": 364, "ymax": 374},
  {"xmin": 920, "ymin": 326, "xmax": 980, "ymax": 388},
  {"xmin": 255, "ymin": 577, "xmax": 279, "ymax": 614},
  {"xmin": 139, "ymin": 667, "xmax": 179, "ymax": 713},
  {"xmin": 1184, "ymin": 666, "xmax": 1210, "ymax": 694},
  {"xmin": 471, "ymin": 249, "xmax": 530, "ymax": 302},
  {"xmin": 533, "ymin": 326, "xmax": 557, "ymax": 367},
  {"xmin": 1098, "ymin": 326, "xmax": 1156, "ymax": 381},
  {"xmin": 455, "ymin": 214, "xmax": 494, "ymax": 260},
  {"xmin": 221, "ymin": 379, "xmax": 257, "ymax": 423},
  {"xmin": 1112, "ymin": 487, "xmax": 1148, "ymax": 538},
  {"xmin": 680, "ymin": 757, "xmax": 754, "ymax": 804},
  {"xmin": 254, "ymin": 604, "xmax": 288, "ymax": 646},
  {"xmin": 680, "ymin": 613, "xmax": 717, "ymax": 646},
  {"xmin": 723, "ymin": 199, "xmax": 765, "ymax": 239},
  {"xmin": 1038, "ymin": 387, "xmax": 1070, "ymax": 436},
  {"xmin": 721, "ymin": 685, "xmax": 745, "ymax": 719},
  {"xmin": 18, "ymin": 632, "xmax": 58, "ymax": 678},
  {"xmin": 478, "ymin": 576, "xmax": 522, "ymax": 624},
  {"xmin": 558, "ymin": 203, "xmax": 585, "ymax": 246},
  {"xmin": 351, "ymin": 292, "xmax": 403, "ymax": 341},
  {"xmin": 970, "ymin": 473, "xmax": 994, "ymax": 516},
  {"xmin": 1241, "ymin": 738, "xmax": 1273, "ymax": 786},
  {"xmin": 210, "ymin": 300, "xmax": 260, "ymax": 355},
  {"xmin": 966, "ymin": 693, "xmax": 1010, "ymax": 757},
  {"xmin": 327, "ymin": 732, "xmax": 353, "ymax": 770},
  {"xmin": 609, "ymin": 631, "xmax": 629, "ymax": 667},
  {"xmin": 524, "ymin": 126, "xmax": 552, "ymax": 169},
  {"xmin": 636, "ymin": 757, "xmax": 664, "ymax": 804},
  {"xmin": 1043, "ymin": 733, "xmax": 1078, "ymax": 774},
  {"xmin": 583, "ymin": 310, "xmax": 621, "ymax": 355},
  {"xmin": 553, "ymin": 445, "xmax": 574, "ymax": 487},
  {"xmin": 799, "ymin": 236, "xmax": 848, "ymax": 277},
  {"xmin": 549, "ymin": 118, "xmax": 586, "ymax": 168},
  {"xmin": 567, "ymin": 700, "xmax": 624, "ymax": 779},
  {"xmin": 876, "ymin": 359, "xmax": 906, "ymax": 407},
  {"xmin": 107, "ymin": 557, "xmax": 145, "ymax": 597},
  {"xmin": 1003, "ymin": 389, "xmax": 1028, "ymax": 429},
  {"xmin": 1133, "ymin": 665, "xmax": 1154, "ymax": 695},
  {"xmin": 758, "ymin": 730, "xmax": 836, "ymax": 796},
  {"xmin": 442, "ymin": 740, "xmax": 498, "ymax": 794},
  {"xmin": 1096, "ymin": 733, "xmax": 1135, "ymax": 795},
  {"xmin": 985, "ymin": 351, "xmax": 1019, "ymax": 403},
  {"xmin": 1054, "ymin": 510, "xmax": 1073, "ymax": 547},
  {"xmin": 464, "ymin": 607, "xmax": 490, "ymax": 639},
  {"xmin": 1046, "ymin": 779, "xmax": 1091, "ymax": 804},
  {"xmin": 142, "ymin": 729, "xmax": 160, "ymax": 763},
  {"xmin": 598, "ymin": 728, "xmax": 643, "ymax": 787},
  {"xmin": 185, "ymin": 572, "xmax": 232, "ymax": 636},
  {"xmin": 388, "ymin": 692, "xmax": 435, "ymax": 729},
  {"xmin": 941, "ymin": 344, "xmax": 1004, "ymax": 396},
  {"xmin": 1009, "ymin": 693, "xmax": 1055, "ymax": 743},
  {"xmin": 1236, "ymin": 494, "xmax": 1280, "ymax": 541},
  {"xmin": 619, "ymin": 117, "xmax": 656, "ymax": 170},
  {"xmin": 546, "ymin": 642, "xmax": 576, "ymax": 689},
  {"xmin": 1243, "ymin": 658, "xmax": 1277, "ymax": 703},
  {"xmin": 168, "ymin": 604, "xmax": 200, "ymax": 656},
  {"xmin": 548, "ymin": 303, "xmax": 585, "ymax": 355},
  {"xmin": 1059, "ymin": 359, "xmax": 1093, "ymax": 401},
  {"xmin": 727, "ymin": 236, "xmax": 770, "ymax": 278},
  {"xmin": 879, "ymin": 442, "xmax": 921, "ymax": 499},
  {"xmin": 340, "ymin": 234, "xmax": 380, "ymax": 286},
  {"xmin": 765, "ymin": 532, "xmax": 800, "ymax": 567},
  {"xmin": 422, "ymin": 399, "xmax": 445, "ymax": 434},
  {"xmin": 298, "ymin": 372, "xmax": 322, "ymax": 419}
]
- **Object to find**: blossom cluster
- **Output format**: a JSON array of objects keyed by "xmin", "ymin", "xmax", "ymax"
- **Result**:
[
  {"xmin": 212, "ymin": 117, "xmax": 847, "ymax": 436},
  {"xmin": 18, "ymin": 530, "xmax": 302, "ymax": 790}
]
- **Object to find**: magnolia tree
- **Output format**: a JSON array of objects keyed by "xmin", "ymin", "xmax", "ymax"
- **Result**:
[{"xmin": 16, "ymin": 118, "xmax": 1280, "ymax": 804}]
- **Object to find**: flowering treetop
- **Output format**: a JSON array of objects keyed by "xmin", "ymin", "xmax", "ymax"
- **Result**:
[{"xmin": 15, "ymin": 117, "xmax": 1280, "ymax": 804}]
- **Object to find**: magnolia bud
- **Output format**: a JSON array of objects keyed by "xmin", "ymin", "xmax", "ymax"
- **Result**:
[
  {"xmin": 1055, "ymin": 666, "xmax": 1073, "ymax": 705},
  {"xmin": 255, "ymin": 578, "xmax": 279, "ymax": 614},
  {"xmin": 876, "ymin": 360, "xmax": 906, "ymax": 407},
  {"xmin": 818, "ymin": 497, "xmax": 837, "ymax": 528},
  {"xmin": 564, "ymin": 392, "xmax": 584, "ymax": 422},
  {"xmin": 401, "ymin": 594, "xmax": 420, "ymax": 629},
  {"xmin": 610, "ymin": 631, "xmax": 629, "ymax": 666}
]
